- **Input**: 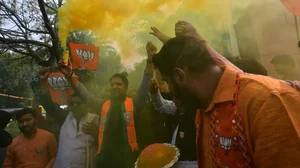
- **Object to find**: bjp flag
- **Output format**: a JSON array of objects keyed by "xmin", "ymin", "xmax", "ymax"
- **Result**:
[
  {"xmin": 47, "ymin": 72, "xmax": 75, "ymax": 104},
  {"xmin": 69, "ymin": 43, "xmax": 99, "ymax": 70},
  {"xmin": 281, "ymin": 0, "xmax": 300, "ymax": 16}
]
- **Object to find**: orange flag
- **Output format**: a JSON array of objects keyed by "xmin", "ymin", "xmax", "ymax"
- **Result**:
[
  {"xmin": 69, "ymin": 43, "xmax": 99, "ymax": 70},
  {"xmin": 47, "ymin": 72, "xmax": 75, "ymax": 104},
  {"xmin": 281, "ymin": 0, "xmax": 300, "ymax": 16}
]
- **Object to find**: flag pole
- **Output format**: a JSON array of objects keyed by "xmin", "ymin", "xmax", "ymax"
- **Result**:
[
  {"xmin": 293, "ymin": 16, "xmax": 300, "ymax": 69},
  {"xmin": 294, "ymin": 16, "xmax": 300, "ymax": 46}
]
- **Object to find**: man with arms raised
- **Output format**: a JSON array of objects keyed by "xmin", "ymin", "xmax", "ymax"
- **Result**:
[
  {"xmin": 152, "ymin": 33, "xmax": 300, "ymax": 167},
  {"xmin": 58, "ymin": 42, "xmax": 156, "ymax": 168},
  {"xmin": 38, "ymin": 67, "xmax": 100, "ymax": 168}
]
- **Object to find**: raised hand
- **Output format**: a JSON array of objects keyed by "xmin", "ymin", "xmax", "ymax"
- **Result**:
[
  {"xmin": 58, "ymin": 59, "xmax": 73, "ymax": 78},
  {"xmin": 148, "ymin": 79, "xmax": 159, "ymax": 94},
  {"xmin": 149, "ymin": 27, "xmax": 162, "ymax": 37},
  {"xmin": 146, "ymin": 41, "xmax": 157, "ymax": 61},
  {"xmin": 39, "ymin": 67, "xmax": 50, "ymax": 81},
  {"xmin": 175, "ymin": 20, "xmax": 203, "ymax": 40},
  {"xmin": 149, "ymin": 27, "xmax": 171, "ymax": 44}
]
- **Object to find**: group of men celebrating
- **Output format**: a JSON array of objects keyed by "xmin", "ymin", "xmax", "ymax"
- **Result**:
[{"xmin": 2, "ymin": 20, "xmax": 300, "ymax": 168}]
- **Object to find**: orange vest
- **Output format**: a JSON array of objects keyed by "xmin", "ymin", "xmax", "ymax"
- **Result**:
[{"xmin": 96, "ymin": 97, "xmax": 139, "ymax": 155}]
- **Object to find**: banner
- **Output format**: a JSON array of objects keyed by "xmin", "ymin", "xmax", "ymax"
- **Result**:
[
  {"xmin": 69, "ymin": 43, "xmax": 99, "ymax": 70},
  {"xmin": 281, "ymin": 0, "xmax": 300, "ymax": 16},
  {"xmin": 47, "ymin": 72, "xmax": 74, "ymax": 104}
]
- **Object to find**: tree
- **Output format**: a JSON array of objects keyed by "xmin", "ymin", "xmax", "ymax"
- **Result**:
[
  {"xmin": 0, "ymin": 53, "xmax": 38, "ymax": 108},
  {"xmin": 0, "ymin": 0, "xmax": 142, "ymax": 100},
  {"xmin": 0, "ymin": 0, "xmax": 62, "ymax": 65}
]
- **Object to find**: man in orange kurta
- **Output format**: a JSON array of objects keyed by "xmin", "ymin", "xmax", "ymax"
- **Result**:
[
  {"xmin": 152, "ymin": 35, "xmax": 300, "ymax": 167},
  {"xmin": 3, "ymin": 108, "xmax": 57, "ymax": 168}
]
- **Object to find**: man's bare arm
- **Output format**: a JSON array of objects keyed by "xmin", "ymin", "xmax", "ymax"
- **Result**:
[
  {"xmin": 58, "ymin": 59, "xmax": 105, "ymax": 112},
  {"xmin": 174, "ymin": 20, "xmax": 242, "ymax": 72},
  {"xmin": 149, "ymin": 27, "xmax": 171, "ymax": 44},
  {"xmin": 176, "ymin": 20, "xmax": 300, "ymax": 90}
]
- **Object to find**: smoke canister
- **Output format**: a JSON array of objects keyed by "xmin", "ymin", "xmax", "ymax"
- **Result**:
[{"xmin": 63, "ymin": 50, "xmax": 69, "ymax": 66}]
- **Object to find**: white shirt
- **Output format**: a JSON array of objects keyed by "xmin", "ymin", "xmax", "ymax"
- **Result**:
[
  {"xmin": 171, "ymin": 124, "xmax": 180, "ymax": 145},
  {"xmin": 150, "ymin": 92, "xmax": 177, "ymax": 115},
  {"xmin": 54, "ymin": 112, "xmax": 99, "ymax": 168}
]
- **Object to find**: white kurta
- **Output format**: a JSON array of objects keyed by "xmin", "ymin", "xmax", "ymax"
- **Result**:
[{"xmin": 54, "ymin": 112, "xmax": 99, "ymax": 168}]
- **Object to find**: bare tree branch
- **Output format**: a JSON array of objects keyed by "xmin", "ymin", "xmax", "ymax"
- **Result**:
[
  {"xmin": 24, "ymin": 29, "xmax": 39, "ymax": 61},
  {"xmin": 51, "ymin": 0, "xmax": 58, "ymax": 9},
  {"xmin": 6, "ymin": 43, "xmax": 43, "ymax": 63},
  {"xmin": 0, "ymin": 37, "xmax": 51, "ymax": 48},
  {"xmin": 0, "ymin": 28, "xmax": 24, "ymax": 37},
  {"xmin": 58, "ymin": 0, "xmax": 63, "ymax": 7},
  {"xmin": 44, "ymin": 2, "xmax": 57, "ymax": 12},
  {"xmin": 7, "ymin": 55, "xmax": 29, "ymax": 61},
  {"xmin": 1, "ymin": 8, "xmax": 24, "ymax": 33},
  {"xmin": 0, "ymin": 0, "xmax": 66, "ymax": 66},
  {"xmin": 37, "ymin": 0, "xmax": 56, "ymax": 40},
  {"xmin": 0, "ymin": 47, "xmax": 8, "ymax": 54},
  {"xmin": 0, "ymin": 1, "xmax": 49, "ymax": 34},
  {"xmin": 37, "ymin": 0, "xmax": 59, "ymax": 62}
]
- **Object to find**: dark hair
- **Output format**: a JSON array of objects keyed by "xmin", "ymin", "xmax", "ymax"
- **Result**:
[
  {"xmin": 160, "ymin": 92, "xmax": 173, "ymax": 101},
  {"xmin": 271, "ymin": 55, "xmax": 295, "ymax": 67},
  {"xmin": 153, "ymin": 36, "xmax": 214, "ymax": 76},
  {"xmin": 233, "ymin": 59, "xmax": 268, "ymax": 76},
  {"xmin": 110, "ymin": 72, "xmax": 129, "ymax": 88},
  {"xmin": 15, "ymin": 108, "xmax": 37, "ymax": 121},
  {"xmin": 0, "ymin": 110, "xmax": 11, "ymax": 129}
]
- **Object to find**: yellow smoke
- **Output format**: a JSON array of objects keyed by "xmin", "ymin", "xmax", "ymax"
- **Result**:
[
  {"xmin": 57, "ymin": 0, "xmax": 275, "ymax": 67},
  {"xmin": 58, "ymin": 0, "xmax": 180, "ymax": 48}
]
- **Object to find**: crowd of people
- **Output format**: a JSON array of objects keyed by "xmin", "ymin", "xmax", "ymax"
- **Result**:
[{"xmin": 1, "ymin": 21, "xmax": 300, "ymax": 168}]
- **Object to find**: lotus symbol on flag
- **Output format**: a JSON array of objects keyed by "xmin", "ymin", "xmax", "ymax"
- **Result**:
[
  {"xmin": 220, "ymin": 137, "xmax": 232, "ymax": 156},
  {"xmin": 76, "ymin": 48, "xmax": 94, "ymax": 65},
  {"xmin": 48, "ymin": 76, "xmax": 71, "ymax": 90}
]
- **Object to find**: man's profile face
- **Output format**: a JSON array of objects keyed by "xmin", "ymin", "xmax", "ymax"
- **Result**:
[
  {"xmin": 162, "ymin": 72, "xmax": 198, "ymax": 110},
  {"xmin": 164, "ymin": 76, "xmax": 181, "ymax": 106},
  {"xmin": 18, "ymin": 113, "xmax": 36, "ymax": 134},
  {"xmin": 110, "ymin": 77, "xmax": 127, "ymax": 97}
]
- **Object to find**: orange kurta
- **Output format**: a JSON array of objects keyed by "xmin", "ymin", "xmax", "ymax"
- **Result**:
[
  {"xmin": 3, "ymin": 128, "xmax": 57, "ymax": 168},
  {"xmin": 197, "ymin": 66, "xmax": 300, "ymax": 168}
]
